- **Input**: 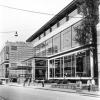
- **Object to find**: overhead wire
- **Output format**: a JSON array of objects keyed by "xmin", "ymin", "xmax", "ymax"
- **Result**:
[
  {"xmin": 0, "ymin": 4, "xmax": 85, "ymax": 18},
  {"xmin": 0, "ymin": 4, "xmax": 55, "ymax": 16}
]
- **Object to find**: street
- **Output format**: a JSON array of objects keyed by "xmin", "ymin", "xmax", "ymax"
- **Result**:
[{"xmin": 0, "ymin": 85, "xmax": 100, "ymax": 100}]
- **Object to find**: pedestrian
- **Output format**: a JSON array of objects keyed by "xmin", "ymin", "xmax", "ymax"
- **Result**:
[
  {"xmin": 87, "ymin": 79, "xmax": 91, "ymax": 92},
  {"xmin": 28, "ymin": 78, "xmax": 31, "ymax": 86},
  {"xmin": 42, "ymin": 79, "xmax": 44, "ymax": 87},
  {"xmin": 23, "ymin": 78, "xmax": 28, "ymax": 86},
  {"xmin": 79, "ymin": 80, "xmax": 82, "ymax": 90},
  {"xmin": 91, "ymin": 78, "xmax": 95, "ymax": 91}
]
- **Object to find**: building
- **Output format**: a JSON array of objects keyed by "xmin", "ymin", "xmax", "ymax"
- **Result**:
[
  {"xmin": 25, "ymin": 0, "xmax": 100, "ymax": 89},
  {"xmin": 0, "ymin": 41, "xmax": 34, "ymax": 82}
]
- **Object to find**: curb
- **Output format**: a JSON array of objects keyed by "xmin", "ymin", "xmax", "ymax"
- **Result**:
[
  {"xmin": 8, "ymin": 84, "xmax": 100, "ymax": 97},
  {"xmin": 36, "ymin": 87, "xmax": 100, "ymax": 97}
]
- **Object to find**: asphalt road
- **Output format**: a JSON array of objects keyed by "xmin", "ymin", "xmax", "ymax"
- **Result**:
[{"xmin": 0, "ymin": 85, "xmax": 99, "ymax": 100}]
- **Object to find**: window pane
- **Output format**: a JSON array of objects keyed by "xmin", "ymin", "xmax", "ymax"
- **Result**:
[
  {"xmin": 53, "ymin": 33, "xmax": 60, "ymax": 54},
  {"xmin": 49, "ymin": 60, "xmax": 54, "ymax": 78},
  {"xmin": 64, "ymin": 56, "xmax": 72, "ymax": 77},
  {"xmin": 72, "ymin": 21, "xmax": 81, "ymax": 47},
  {"xmin": 39, "ymin": 42, "xmax": 46, "ymax": 57},
  {"xmin": 72, "ymin": 54, "xmax": 75, "ymax": 77},
  {"xmin": 11, "ymin": 46, "xmax": 17, "ymax": 50},
  {"xmin": 75, "ymin": 51, "xmax": 91, "ymax": 77},
  {"xmin": 61, "ymin": 57, "xmax": 63, "ymax": 77},
  {"xmin": 61, "ymin": 27, "xmax": 71, "ymax": 51},
  {"xmin": 55, "ymin": 58, "xmax": 60, "ymax": 77},
  {"xmin": 46, "ymin": 38, "xmax": 53, "ymax": 56},
  {"xmin": 35, "ymin": 45, "xmax": 40, "ymax": 57}
]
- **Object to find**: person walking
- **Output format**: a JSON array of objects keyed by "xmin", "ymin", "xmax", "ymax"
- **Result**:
[
  {"xmin": 23, "ymin": 78, "xmax": 28, "ymax": 86},
  {"xmin": 87, "ymin": 79, "xmax": 91, "ymax": 92},
  {"xmin": 42, "ymin": 79, "xmax": 45, "ymax": 87},
  {"xmin": 91, "ymin": 78, "xmax": 95, "ymax": 91},
  {"xmin": 28, "ymin": 78, "xmax": 31, "ymax": 86}
]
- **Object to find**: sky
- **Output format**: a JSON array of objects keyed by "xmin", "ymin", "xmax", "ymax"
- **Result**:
[{"xmin": 0, "ymin": 0, "xmax": 73, "ymax": 51}]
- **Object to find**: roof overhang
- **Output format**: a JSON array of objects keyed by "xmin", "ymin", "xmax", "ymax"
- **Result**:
[{"xmin": 26, "ymin": 0, "xmax": 77, "ymax": 42}]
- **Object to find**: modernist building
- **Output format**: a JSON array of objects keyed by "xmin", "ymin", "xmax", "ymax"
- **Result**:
[
  {"xmin": 25, "ymin": 0, "xmax": 100, "ymax": 89},
  {"xmin": 0, "ymin": 41, "xmax": 34, "ymax": 82}
]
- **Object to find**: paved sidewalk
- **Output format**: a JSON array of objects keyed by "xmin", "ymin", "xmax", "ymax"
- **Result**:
[{"xmin": 6, "ymin": 83, "xmax": 100, "ymax": 97}]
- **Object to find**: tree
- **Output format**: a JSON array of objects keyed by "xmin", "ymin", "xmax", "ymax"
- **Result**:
[
  {"xmin": 74, "ymin": 0, "xmax": 99, "ymax": 83},
  {"xmin": 74, "ymin": 0, "xmax": 99, "ymax": 45}
]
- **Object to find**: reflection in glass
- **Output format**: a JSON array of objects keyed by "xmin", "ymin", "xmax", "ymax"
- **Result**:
[
  {"xmin": 55, "ymin": 58, "xmax": 60, "ymax": 77},
  {"xmin": 61, "ymin": 27, "xmax": 71, "ymax": 51},
  {"xmin": 46, "ymin": 38, "xmax": 53, "ymax": 56},
  {"xmin": 64, "ymin": 56, "xmax": 72, "ymax": 77},
  {"xmin": 53, "ymin": 33, "xmax": 60, "ymax": 54},
  {"xmin": 39, "ymin": 42, "xmax": 46, "ymax": 57},
  {"xmin": 61, "ymin": 57, "xmax": 63, "ymax": 77},
  {"xmin": 49, "ymin": 60, "xmax": 54, "ymax": 77},
  {"xmin": 72, "ymin": 21, "xmax": 81, "ymax": 47}
]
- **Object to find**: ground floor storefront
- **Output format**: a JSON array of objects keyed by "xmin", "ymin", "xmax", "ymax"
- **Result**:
[
  {"xmin": 48, "ymin": 49, "xmax": 92, "ymax": 80},
  {"xmin": 28, "ymin": 47, "xmax": 96, "ymax": 84},
  {"xmin": 1, "ymin": 46, "xmax": 99, "ymax": 88}
]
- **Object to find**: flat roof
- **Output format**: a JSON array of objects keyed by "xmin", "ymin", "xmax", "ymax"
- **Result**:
[{"xmin": 26, "ymin": 0, "xmax": 77, "ymax": 42}]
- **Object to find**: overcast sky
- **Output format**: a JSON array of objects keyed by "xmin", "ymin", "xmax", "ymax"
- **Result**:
[{"xmin": 0, "ymin": 0, "xmax": 73, "ymax": 51}]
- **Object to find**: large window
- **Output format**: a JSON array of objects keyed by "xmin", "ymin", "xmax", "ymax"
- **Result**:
[
  {"xmin": 72, "ymin": 21, "xmax": 81, "ymax": 47},
  {"xmin": 35, "ymin": 45, "xmax": 40, "ymax": 57},
  {"xmin": 46, "ymin": 38, "xmax": 53, "ymax": 56},
  {"xmin": 49, "ymin": 50, "xmax": 91, "ymax": 79},
  {"xmin": 53, "ymin": 33, "xmax": 60, "ymax": 54},
  {"xmin": 64, "ymin": 56, "xmax": 72, "ymax": 77},
  {"xmin": 39, "ymin": 42, "xmax": 46, "ymax": 57},
  {"xmin": 61, "ymin": 27, "xmax": 71, "ymax": 51}
]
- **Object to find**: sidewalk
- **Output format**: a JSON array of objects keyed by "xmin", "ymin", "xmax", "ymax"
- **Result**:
[{"xmin": 7, "ymin": 82, "xmax": 100, "ymax": 97}]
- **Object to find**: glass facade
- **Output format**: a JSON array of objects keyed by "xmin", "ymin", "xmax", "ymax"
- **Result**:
[
  {"xmin": 49, "ymin": 50, "xmax": 91, "ymax": 78},
  {"xmin": 32, "ymin": 6, "xmax": 93, "ymax": 80},
  {"xmin": 32, "ymin": 8, "xmax": 78, "ymax": 43},
  {"xmin": 34, "ymin": 21, "xmax": 83, "ymax": 57}
]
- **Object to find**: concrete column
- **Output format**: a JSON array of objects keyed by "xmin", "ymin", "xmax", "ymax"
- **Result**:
[
  {"xmin": 90, "ymin": 51, "xmax": 94, "ymax": 78},
  {"xmin": 97, "ymin": 22, "xmax": 100, "ymax": 90},
  {"xmin": 32, "ymin": 59, "xmax": 35, "ymax": 82},
  {"xmin": 48, "ymin": 59, "xmax": 49, "ymax": 80}
]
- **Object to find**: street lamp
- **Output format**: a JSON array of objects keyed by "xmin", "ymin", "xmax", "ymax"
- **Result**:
[
  {"xmin": 14, "ymin": 31, "xmax": 18, "ymax": 37},
  {"xmin": 0, "ymin": 31, "xmax": 18, "ymax": 37}
]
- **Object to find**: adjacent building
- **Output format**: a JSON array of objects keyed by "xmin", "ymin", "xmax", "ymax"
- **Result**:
[{"xmin": 0, "ymin": 41, "xmax": 34, "ymax": 82}]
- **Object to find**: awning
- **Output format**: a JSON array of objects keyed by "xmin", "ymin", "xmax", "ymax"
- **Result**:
[{"xmin": 9, "ymin": 66, "xmax": 32, "ymax": 70}]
